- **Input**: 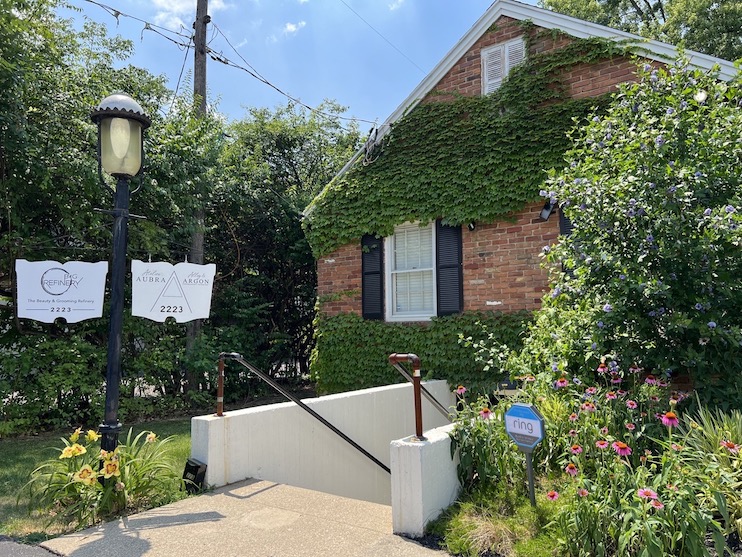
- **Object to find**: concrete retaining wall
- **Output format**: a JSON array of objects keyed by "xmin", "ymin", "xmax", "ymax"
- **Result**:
[{"xmin": 191, "ymin": 380, "xmax": 454, "ymax": 505}]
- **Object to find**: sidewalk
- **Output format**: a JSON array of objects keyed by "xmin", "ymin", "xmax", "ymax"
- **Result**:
[{"xmin": 39, "ymin": 480, "xmax": 448, "ymax": 557}]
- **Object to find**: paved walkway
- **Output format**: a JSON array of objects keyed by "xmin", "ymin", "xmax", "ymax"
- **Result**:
[{"xmin": 37, "ymin": 480, "xmax": 447, "ymax": 557}]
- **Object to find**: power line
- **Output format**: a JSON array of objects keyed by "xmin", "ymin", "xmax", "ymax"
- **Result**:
[
  {"xmin": 77, "ymin": 0, "xmax": 378, "ymax": 127},
  {"xmin": 337, "ymin": 0, "xmax": 425, "ymax": 74}
]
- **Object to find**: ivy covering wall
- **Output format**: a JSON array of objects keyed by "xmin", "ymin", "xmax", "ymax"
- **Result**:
[
  {"xmin": 311, "ymin": 311, "xmax": 532, "ymax": 394},
  {"xmin": 306, "ymin": 33, "xmax": 639, "ymax": 394},
  {"xmin": 304, "ymin": 34, "xmax": 631, "ymax": 258}
]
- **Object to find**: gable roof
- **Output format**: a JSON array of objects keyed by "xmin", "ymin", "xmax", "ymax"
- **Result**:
[{"xmin": 335, "ymin": 0, "xmax": 737, "ymax": 177}]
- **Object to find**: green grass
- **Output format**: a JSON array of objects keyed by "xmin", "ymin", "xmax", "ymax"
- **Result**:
[{"xmin": 0, "ymin": 418, "xmax": 192, "ymax": 542}]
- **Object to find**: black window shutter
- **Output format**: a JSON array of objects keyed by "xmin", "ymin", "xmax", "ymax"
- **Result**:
[
  {"xmin": 436, "ymin": 221, "xmax": 463, "ymax": 316},
  {"xmin": 361, "ymin": 234, "xmax": 384, "ymax": 320},
  {"xmin": 559, "ymin": 208, "xmax": 574, "ymax": 236}
]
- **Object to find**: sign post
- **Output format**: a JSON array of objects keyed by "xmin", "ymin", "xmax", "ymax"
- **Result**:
[{"xmin": 504, "ymin": 402, "xmax": 545, "ymax": 506}]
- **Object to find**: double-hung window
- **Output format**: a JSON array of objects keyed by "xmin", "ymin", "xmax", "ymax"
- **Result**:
[
  {"xmin": 386, "ymin": 222, "xmax": 436, "ymax": 321},
  {"xmin": 361, "ymin": 221, "xmax": 462, "ymax": 322}
]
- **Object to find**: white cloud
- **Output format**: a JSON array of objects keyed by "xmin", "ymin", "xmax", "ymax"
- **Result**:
[
  {"xmin": 283, "ymin": 21, "xmax": 306, "ymax": 35},
  {"xmin": 298, "ymin": 0, "xmax": 309, "ymax": 3},
  {"xmin": 388, "ymin": 0, "xmax": 405, "ymax": 10},
  {"xmin": 151, "ymin": 0, "xmax": 231, "ymax": 31}
]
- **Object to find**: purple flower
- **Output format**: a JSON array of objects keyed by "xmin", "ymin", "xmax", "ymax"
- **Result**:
[
  {"xmin": 603, "ymin": 304, "xmax": 613, "ymax": 313},
  {"xmin": 619, "ymin": 274, "xmax": 626, "ymax": 280},
  {"xmin": 542, "ymin": 246, "xmax": 551, "ymax": 254},
  {"xmin": 725, "ymin": 205, "xmax": 736, "ymax": 214},
  {"xmin": 597, "ymin": 321, "xmax": 604, "ymax": 329},
  {"xmin": 694, "ymin": 303, "xmax": 703, "ymax": 310},
  {"xmin": 708, "ymin": 321, "xmax": 717, "ymax": 329},
  {"xmin": 704, "ymin": 208, "xmax": 712, "ymax": 216},
  {"xmin": 656, "ymin": 135, "xmax": 665, "ymax": 147}
]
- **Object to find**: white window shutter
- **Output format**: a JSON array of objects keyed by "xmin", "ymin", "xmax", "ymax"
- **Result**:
[
  {"xmin": 482, "ymin": 38, "xmax": 525, "ymax": 95},
  {"xmin": 483, "ymin": 46, "xmax": 504, "ymax": 94},
  {"xmin": 506, "ymin": 39, "xmax": 525, "ymax": 72}
]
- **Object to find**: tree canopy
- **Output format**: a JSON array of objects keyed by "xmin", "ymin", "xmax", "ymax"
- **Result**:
[{"xmin": 540, "ymin": 0, "xmax": 742, "ymax": 61}]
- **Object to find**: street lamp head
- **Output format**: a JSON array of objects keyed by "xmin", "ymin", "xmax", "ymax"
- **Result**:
[{"xmin": 91, "ymin": 93, "xmax": 151, "ymax": 179}]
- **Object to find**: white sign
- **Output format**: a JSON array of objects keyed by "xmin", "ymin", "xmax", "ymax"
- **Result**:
[
  {"xmin": 15, "ymin": 259, "xmax": 108, "ymax": 323},
  {"xmin": 131, "ymin": 260, "xmax": 216, "ymax": 323}
]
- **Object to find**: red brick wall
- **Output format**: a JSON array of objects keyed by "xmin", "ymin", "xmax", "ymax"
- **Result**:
[
  {"xmin": 462, "ymin": 201, "xmax": 559, "ymax": 313},
  {"xmin": 427, "ymin": 17, "xmax": 641, "ymax": 103},
  {"xmin": 317, "ymin": 16, "xmax": 646, "ymax": 319},
  {"xmin": 316, "ymin": 201, "xmax": 561, "ymax": 317}
]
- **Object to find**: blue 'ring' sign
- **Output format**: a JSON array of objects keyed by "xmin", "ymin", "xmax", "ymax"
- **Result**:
[{"xmin": 505, "ymin": 403, "xmax": 545, "ymax": 451}]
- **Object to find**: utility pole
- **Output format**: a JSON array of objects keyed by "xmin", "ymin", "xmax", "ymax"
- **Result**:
[{"xmin": 186, "ymin": 0, "xmax": 208, "ymax": 391}]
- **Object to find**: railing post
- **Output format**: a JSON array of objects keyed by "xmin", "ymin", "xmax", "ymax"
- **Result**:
[
  {"xmin": 216, "ymin": 355, "xmax": 225, "ymax": 417},
  {"xmin": 389, "ymin": 353, "xmax": 426, "ymax": 441}
]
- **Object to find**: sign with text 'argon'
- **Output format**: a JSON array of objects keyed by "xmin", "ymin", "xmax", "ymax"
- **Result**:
[{"xmin": 504, "ymin": 403, "xmax": 545, "ymax": 452}]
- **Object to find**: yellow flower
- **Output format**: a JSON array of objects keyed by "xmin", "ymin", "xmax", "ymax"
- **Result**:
[
  {"xmin": 146, "ymin": 432, "xmax": 157, "ymax": 443},
  {"xmin": 86, "ymin": 430, "xmax": 100, "ymax": 442},
  {"xmin": 69, "ymin": 427, "xmax": 82, "ymax": 443},
  {"xmin": 60, "ymin": 443, "xmax": 87, "ymax": 459},
  {"xmin": 102, "ymin": 459, "xmax": 121, "ymax": 479},
  {"xmin": 99, "ymin": 449, "xmax": 109, "ymax": 460},
  {"xmin": 72, "ymin": 465, "xmax": 97, "ymax": 486}
]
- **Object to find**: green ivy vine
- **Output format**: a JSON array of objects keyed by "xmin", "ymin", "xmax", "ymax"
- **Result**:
[
  {"xmin": 304, "ymin": 34, "xmax": 634, "ymax": 257},
  {"xmin": 311, "ymin": 311, "xmax": 532, "ymax": 394}
]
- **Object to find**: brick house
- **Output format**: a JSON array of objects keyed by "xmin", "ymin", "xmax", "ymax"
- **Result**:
[{"xmin": 304, "ymin": 1, "xmax": 735, "ymax": 357}]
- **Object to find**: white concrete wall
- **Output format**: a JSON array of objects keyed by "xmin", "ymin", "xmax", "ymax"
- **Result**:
[
  {"xmin": 191, "ymin": 380, "xmax": 454, "ymax": 505},
  {"xmin": 390, "ymin": 424, "xmax": 461, "ymax": 537}
]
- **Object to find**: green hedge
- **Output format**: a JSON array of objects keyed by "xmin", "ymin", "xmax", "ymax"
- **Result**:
[{"xmin": 310, "ymin": 311, "xmax": 532, "ymax": 394}]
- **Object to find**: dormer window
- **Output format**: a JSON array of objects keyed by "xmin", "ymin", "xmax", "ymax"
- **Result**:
[{"xmin": 481, "ymin": 37, "xmax": 526, "ymax": 94}]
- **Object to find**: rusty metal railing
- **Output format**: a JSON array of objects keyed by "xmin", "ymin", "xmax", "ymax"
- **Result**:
[
  {"xmin": 216, "ymin": 352, "xmax": 390, "ymax": 474},
  {"xmin": 388, "ymin": 353, "xmax": 452, "ymax": 442}
]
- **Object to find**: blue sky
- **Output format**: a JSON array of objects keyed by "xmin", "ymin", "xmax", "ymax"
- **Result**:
[{"xmin": 60, "ymin": 0, "xmax": 536, "ymax": 131}]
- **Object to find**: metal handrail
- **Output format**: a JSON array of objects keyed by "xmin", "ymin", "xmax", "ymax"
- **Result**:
[
  {"xmin": 388, "ymin": 359, "xmax": 452, "ymax": 422},
  {"xmin": 216, "ymin": 352, "xmax": 390, "ymax": 474}
]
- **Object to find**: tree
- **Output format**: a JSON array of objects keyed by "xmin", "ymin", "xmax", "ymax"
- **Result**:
[
  {"xmin": 539, "ymin": 0, "xmax": 742, "ymax": 61},
  {"xmin": 514, "ymin": 59, "xmax": 742, "ymax": 408}
]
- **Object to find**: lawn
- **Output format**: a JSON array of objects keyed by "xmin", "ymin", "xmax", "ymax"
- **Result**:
[{"xmin": 0, "ymin": 418, "xmax": 192, "ymax": 543}]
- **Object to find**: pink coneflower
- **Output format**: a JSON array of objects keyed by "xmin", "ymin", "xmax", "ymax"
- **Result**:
[
  {"xmin": 600, "ymin": 426, "xmax": 609, "ymax": 435},
  {"xmin": 524, "ymin": 375, "xmax": 536, "ymax": 382},
  {"xmin": 606, "ymin": 391, "xmax": 617, "ymax": 400},
  {"xmin": 569, "ymin": 412, "xmax": 579, "ymax": 422},
  {"xmin": 480, "ymin": 407, "xmax": 492, "ymax": 420},
  {"xmin": 661, "ymin": 411, "xmax": 679, "ymax": 428},
  {"xmin": 626, "ymin": 423, "xmax": 636, "ymax": 431},
  {"xmin": 569, "ymin": 429, "xmax": 579, "ymax": 437},
  {"xmin": 581, "ymin": 402, "xmax": 597, "ymax": 413},
  {"xmin": 565, "ymin": 463, "xmax": 578, "ymax": 477},
  {"xmin": 456, "ymin": 385, "xmax": 467, "ymax": 395},
  {"xmin": 666, "ymin": 483, "xmax": 678, "ymax": 491},
  {"xmin": 720, "ymin": 440, "xmax": 740, "ymax": 454},
  {"xmin": 570, "ymin": 444, "xmax": 583, "ymax": 454},
  {"xmin": 617, "ymin": 390, "xmax": 627, "ymax": 396},
  {"xmin": 596, "ymin": 440, "xmax": 609, "ymax": 449},
  {"xmin": 657, "ymin": 380, "xmax": 668, "ymax": 387},
  {"xmin": 671, "ymin": 443, "xmax": 683, "ymax": 451},
  {"xmin": 547, "ymin": 490, "xmax": 559, "ymax": 501},
  {"xmin": 610, "ymin": 374, "xmax": 623, "ymax": 385},
  {"xmin": 645, "ymin": 375, "xmax": 657, "ymax": 385},
  {"xmin": 586, "ymin": 386, "xmax": 598, "ymax": 395},
  {"xmin": 597, "ymin": 362, "xmax": 608, "ymax": 374},
  {"xmin": 612, "ymin": 441, "xmax": 632, "ymax": 456},
  {"xmin": 650, "ymin": 395, "xmax": 660, "ymax": 402},
  {"xmin": 626, "ymin": 400, "xmax": 638, "ymax": 409},
  {"xmin": 578, "ymin": 488, "xmax": 589, "ymax": 497},
  {"xmin": 555, "ymin": 377, "xmax": 569, "ymax": 388},
  {"xmin": 637, "ymin": 488, "xmax": 658, "ymax": 500},
  {"xmin": 650, "ymin": 499, "xmax": 664, "ymax": 510},
  {"xmin": 629, "ymin": 363, "xmax": 642, "ymax": 374}
]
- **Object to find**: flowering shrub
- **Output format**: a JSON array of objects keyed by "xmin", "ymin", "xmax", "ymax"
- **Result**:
[
  {"xmin": 512, "ymin": 58, "xmax": 742, "ymax": 409},
  {"xmin": 24, "ymin": 428, "xmax": 184, "ymax": 527}
]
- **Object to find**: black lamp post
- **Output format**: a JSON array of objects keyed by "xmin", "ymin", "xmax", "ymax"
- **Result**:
[{"xmin": 91, "ymin": 93, "xmax": 150, "ymax": 452}]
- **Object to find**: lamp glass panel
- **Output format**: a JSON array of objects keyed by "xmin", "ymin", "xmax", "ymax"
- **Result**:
[{"xmin": 100, "ymin": 117, "xmax": 142, "ymax": 176}]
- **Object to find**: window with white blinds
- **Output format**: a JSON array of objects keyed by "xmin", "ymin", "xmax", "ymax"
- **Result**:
[
  {"xmin": 481, "ymin": 37, "xmax": 526, "ymax": 95},
  {"xmin": 386, "ymin": 222, "xmax": 435, "ymax": 320}
]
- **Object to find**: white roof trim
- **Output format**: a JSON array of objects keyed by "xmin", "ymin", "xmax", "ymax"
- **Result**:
[{"xmin": 380, "ymin": 0, "xmax": 735, "ymax": 142}]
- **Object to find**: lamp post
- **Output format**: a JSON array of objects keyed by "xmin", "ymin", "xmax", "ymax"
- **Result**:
[{"xmin": 91, "ymin": 93, "xmax": 150, "ymax": 452}]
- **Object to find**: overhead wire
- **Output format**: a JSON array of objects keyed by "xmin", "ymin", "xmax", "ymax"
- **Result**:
[{"xmin": 77, "ymin": 0, "xmax": 378, "ymax": 127}]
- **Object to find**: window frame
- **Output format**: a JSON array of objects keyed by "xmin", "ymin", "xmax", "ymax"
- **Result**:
[{"xmin": 384, "ymin": 221, "xmax": 437, "ymax": 322}]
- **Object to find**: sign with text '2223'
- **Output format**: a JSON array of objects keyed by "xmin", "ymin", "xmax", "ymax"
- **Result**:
[
  {"xmin": 131, "ymin": 260, "xmax": 216, "ymax": 323},
  {"xmin": 15, "ymin": 259, "xmax": 108, "ymax": 323}
]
